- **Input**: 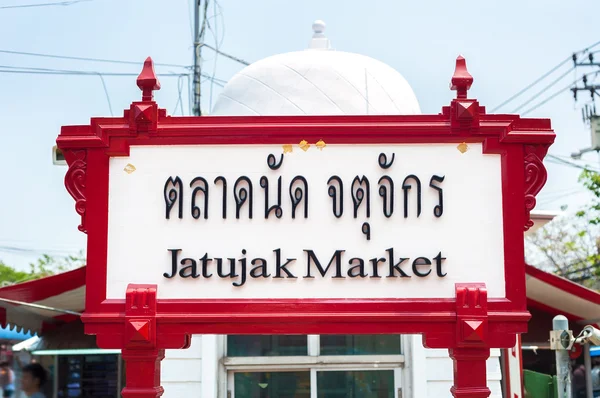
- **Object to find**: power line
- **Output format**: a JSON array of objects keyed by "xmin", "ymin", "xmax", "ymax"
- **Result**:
[
  {"xmin": 520, "ymin": 83, "xmax": 577, "ymax": 116},
  {"xmin": 0, "ymin": 0, "xmax": 91, "ymax": 9},
  {"xmin": 545, "ymin": 154, "xmax": 600, "ymax": 172},
  {"xmin": 0, "ymin": 49, "xmax": 190, "ymax": 69},
  {"xmin": 509, "ymin": 67, "xmax": 575, "ymax": 113},
  {"xmin": 207, "ymin": 0, "xmax": 225, "ymax": 112},
  {"xmin": 0, "ymin": 245, "xmax": 82, "ymax": 256},
  {"xmin": 491, "ymin": 58, "xmax": 572, "ymax": 113},
  {"xmin": 0, "ymin": 66, "xmax": 226, "ymax": 87},
  {"xmin": 519, "ymin": 73, "xmax": 598, "ymax": 116},
  {"xmin": 0, "ymin": 64, "xmax": 227, "ymax": 82},
  {"xmin": 0, "ymin": 68, "xmax": 188, "ymax": 77},
  {"xmin": 491, "ymin": 39, "xmax": 600, "ymax": 112},
  {"xmin": 201, "ymin": 43, "xmax": 250, "ymax": 66},
  {"xmin": 97, "ymin": 73, "xmax": 113, "ymax": 116}
]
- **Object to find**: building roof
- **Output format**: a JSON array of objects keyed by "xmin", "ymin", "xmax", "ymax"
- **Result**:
[
  {"xmin": 0, "ymin": 267, "xmax": 84, "ymax": 334},
  {"xmin": 526, "ymin": 210, "xmax": 562, "ymax": 236},
  {"xmin": 526, "ymin": 264, "xmax": 600, "ymax": 328},
  {"xmin": 211, "ymin": 20, "xmax": 421, "ymax": 116}
]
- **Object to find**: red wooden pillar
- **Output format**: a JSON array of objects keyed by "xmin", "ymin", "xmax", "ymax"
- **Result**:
[
  {"xmin": 121, "ymin": 284, "xmax": 164, "ymax": 398},
  {"xmin": 451, "ymin": 283, "xmax": 491, "ymax": 398},
  {"xmin": 449, "ymin": 347, "xmax": 491, "ymax": 397},
  {"xmin": 121, "ymin": 349, "xmax": 165, "ymax": 398}
]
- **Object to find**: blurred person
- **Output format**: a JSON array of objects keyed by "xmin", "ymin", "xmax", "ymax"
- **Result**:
[
  {"xmin": 0, "ymin": 362, "xmax": 14, "ymax": 398},
  {"xmin": 573, "ymin": 362, "xmax": 586, "ymax": 398},
  {"xmin": 19, "ymin": 364, "xmax": 46, "ymax": 398}
]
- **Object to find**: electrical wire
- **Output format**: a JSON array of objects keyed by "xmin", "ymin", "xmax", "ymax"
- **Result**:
[
  {"xmin": 201, "ymin": 43, "xmax": 250, "ymax": 66},
  {"xmin": 509, "ymin": 67, "xmax": 575, "ymax": 113},
  {"xmin": 537, "ymin": 189, "xmax": 587, "ymax": 206},
  {"xmin": 491, "ymin": 58, "xmax": 573, "ymax": 113},
  {"xmin": 0, "ymin": 49, "xmax": 190, "ymax": 69},
  {"xmin": 545, "ymin": 154, "xmax": 600, "ymax": 172},
  {"xmin": 491, "ymin": 39, "xmax": 600, "ymax": 112},
  {"xmin": 188, "ymin": 0, "xmax": 195, "ymax": 44},
  {"xmin": 520, "ymin": 72, "xmax": 599, "ymax": 116},
  {"xmin": 97, "ymin": 73, "xmax": 113, "ymax": 116},
  {"xmin": 173, "ymin": 74, "xmax": 185, "ymax": 116},
  {"xmin": 207, "ymin": 0, "xmax": 221, "ymax": 112},
  {"xmin": 0, "ymin": 0, "xmax": 91, "ymax": 9},
  {"xmin": 0, "ymin": 245, "xmax": 82, "ymax": 256},
  {"xmin": 0, "ymin": 64, "xmax": 226, "ymax": 83}
]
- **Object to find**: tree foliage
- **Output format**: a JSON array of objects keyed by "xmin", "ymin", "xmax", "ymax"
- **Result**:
[
  {"xmin": 0, "ymin": 251, "xmax": 85, "ymax": 287},
  {"xmin": 526, "ymin": 169, "xmax": 600, "ymax": 289}
]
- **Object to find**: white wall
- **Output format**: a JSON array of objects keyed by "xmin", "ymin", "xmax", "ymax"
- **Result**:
[
  {"xmin": 162, "ymin": 335, "xmax": 203, "ymax": 397},
  {"xmin": 405, "ymin": 335, "xmax": 503, "ymax": 398},
  {"xmin": 162, "ymin": 334, "xmax": 222, "ymax": 398}
]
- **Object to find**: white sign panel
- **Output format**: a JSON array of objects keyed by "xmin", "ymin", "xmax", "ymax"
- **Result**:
[{"xmin": 106, "ymin": 144, "xmax": 505, "ymax": 299}]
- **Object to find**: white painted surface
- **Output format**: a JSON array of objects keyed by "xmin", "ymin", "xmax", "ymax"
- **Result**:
[
  {"xmin": 407, "ymin": 335, "xmax": 503, "ymax": 398},
  {"xmin": 201, "ymin": 335, "xmax": 219, "ymax": 398},
  {"xmin": 211, "ymin": 21, "xmax": 420, "ymax": 116},
  {"xmin": 507, "ymin": 338, "xmax": 523, "ymax": 398},
  {"xmin": 211, "ymin": 48, "xmax": 421, "ymax": 116},
  {"xmin": 106, "ymin": 143, "xmax": 505, "ymax": 299},
  {"xmin": 162, "ymin": 335, "xmax": 203, "ymax": 398}
]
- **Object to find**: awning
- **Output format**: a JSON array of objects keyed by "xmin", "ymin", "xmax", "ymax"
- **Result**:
[
  {"xmin": 526, "ymin": 264, "xmax": 600, "ymax": 328},
  {"xmin": 0, "ymin": 267, "xmax": 85, "ymax": 334},
  {"xmin": 0, "ymin": 325, "xmax": 33, "ymax": 341}
]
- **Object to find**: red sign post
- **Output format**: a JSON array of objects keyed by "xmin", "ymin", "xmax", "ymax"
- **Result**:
[{"xmin": 57, "ymin": 56, "xmax": 554, "ymax": 397}]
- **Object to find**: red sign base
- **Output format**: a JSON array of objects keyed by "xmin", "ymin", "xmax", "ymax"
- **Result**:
[{"xmin": 101, "ymin": 283, "xmax": 500, "ymax": 397}]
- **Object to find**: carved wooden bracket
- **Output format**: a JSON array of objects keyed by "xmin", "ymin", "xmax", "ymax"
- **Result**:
[
  {"xmin": 523, "ymin": 145, "xmax": 549, "ymax": 231},
  {"xmin": 63, "ymin": 149, "xmax": 87, "ymax": 233}
]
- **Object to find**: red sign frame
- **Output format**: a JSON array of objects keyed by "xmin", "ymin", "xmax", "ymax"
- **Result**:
[{"xmin": 57, "ymin": 57, "xmax": 554, "ymax": 397}]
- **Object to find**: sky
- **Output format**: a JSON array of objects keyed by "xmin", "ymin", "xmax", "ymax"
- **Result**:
[{"xmin": 0, "ymin": 0, "xmax": 598, "ymax": 270}]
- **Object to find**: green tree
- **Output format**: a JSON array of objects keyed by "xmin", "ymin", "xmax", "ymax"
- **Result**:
[
  {"xmin": 526, "ymin": 211, "xmax": 600, "ymax": 288},
  {"xmin": 526, "ymin": 168, "xmax": 600, "ymax": 289},
  {"xmin": 28, "ymin": 252, "xmax": 85, "ymax": 278},
  {"xmin": 0, "ymin": 261, "xmax": 32, "ymax": 286},
  {"xmin": 0, "ymin": 251, "xmax": 85, "ymax": 287},
  {"xmin": 578, "ymin": 169, "xmax": 600, "ymax": 225}
]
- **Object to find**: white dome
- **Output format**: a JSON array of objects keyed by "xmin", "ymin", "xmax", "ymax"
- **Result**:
[{"xmin": 211, "ymin": 21, "xmax": 421, "ymax": 116}]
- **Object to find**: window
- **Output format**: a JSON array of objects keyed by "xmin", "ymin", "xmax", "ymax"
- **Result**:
[
  {"xmin": 225, "ymin": 335, "xmax": 403, "ymax": 397},
  {"xmin": 57, "ymin": 354, "xmax": 120, "ymax": 398},
  {"xmin": 320, "ymin": 335, "xmax": 401, "ymax": 356},
  {"xmin": 234, "ymin": 371, "xmax": 311, "ymax": 397},
  {"xmin": 317, "ymin": 370, "xmax": 395, "ymax": 398},
  {"xmin": 228, "ymin": 335, "xmax": 307, "ymax": 357}
]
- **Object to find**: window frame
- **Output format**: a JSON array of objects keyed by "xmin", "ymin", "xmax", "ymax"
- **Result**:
[{"xmin": 224, "ymin": 335, "xmax": 404, "ymax": 397}]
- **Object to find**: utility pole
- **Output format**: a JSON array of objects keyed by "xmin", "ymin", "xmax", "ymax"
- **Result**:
[
  {"xmin": 570, "ymin": 51, "xmax": 600, "ymax": 159},
  {"xmin": 192, "ymin": 0, "xmax": 208, "ymax": 116},
  {"xmin": 551, "ymin": 315, "xmax": 573, "ymax": 398}
]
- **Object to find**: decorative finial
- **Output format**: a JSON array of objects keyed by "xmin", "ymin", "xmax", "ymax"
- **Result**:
[
  {"xmin": 137, "ymin": 57, "xmax": 161, "ymax": 102},
  {"xmin": 312, "ymin": 20, "xmax": 326, "ymax": 36},
  {"xmin": 450, "ymin": 55, "xmax": 473, "ymax": 100},
  {"xmin": 308, "ymin": 20, "xmax": 331, "ymax": 50}
]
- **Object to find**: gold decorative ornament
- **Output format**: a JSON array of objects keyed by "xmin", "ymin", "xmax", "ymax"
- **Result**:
[
  {"xmin": 316, "ymin": 140, "xmax": 326, "ymax": 150},
  {"xmin": 457, "ymin": 142, "xmax": 469, "ymax": 154},
  {"xmin": 299, "ymin": 140, "xmax": 310, "ymax": 152},
  {"xmin": 124, "ymin": 164, "xmax": 137, "ymax": 174}
]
